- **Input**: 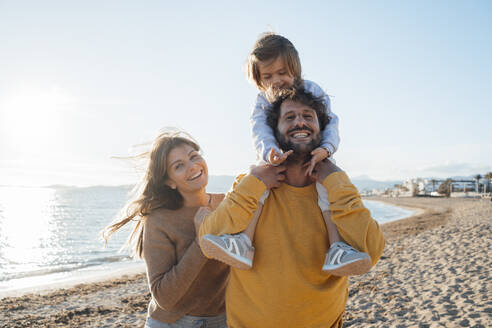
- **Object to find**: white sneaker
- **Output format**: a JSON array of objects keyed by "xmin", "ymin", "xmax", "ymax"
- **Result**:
[
  {"xmin": 322, "ymin": 241, "xmax": 371, "ymax": 276},
  {"xmin": 200, "ymin": 233, "xmax": 255, "ymax": 270}
]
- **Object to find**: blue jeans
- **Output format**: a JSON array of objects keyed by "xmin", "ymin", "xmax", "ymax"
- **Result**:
[{"xmin": 145, "ymin": 314, "xmax": 227, "ymax": 328}]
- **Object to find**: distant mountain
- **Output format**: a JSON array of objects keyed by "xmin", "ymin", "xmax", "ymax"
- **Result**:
[
  {"xmin": 208, "ymin": 175, "xmax": 402, "ymax": 193},
  {"xmin": 350, "ymin": 175, "xmax": 402, "ymax": 192},
  {"xmin": 418, "ymin": 175, "xmax": 477, "ymax": 181},
  {"xmin": 37, "ymin": 175, "xmax": 402, "ymax": 193},
  {"xmin": 208, "ymin": 175, "xmax": 236, "ymax": 193},
  {"xmin": 40, "ymin": 177, "xmax": 236, "ymax": 192},
  {"xmin": 449, "ymin": 175, "xmax": 481, "ymax": 181},
  {"xmin": 45, "ymin": 184, "xmax": 133, "ymax": 191}
]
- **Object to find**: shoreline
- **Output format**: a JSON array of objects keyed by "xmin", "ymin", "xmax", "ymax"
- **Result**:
[
  {"xmin": 1, "ymin": 197, "xmax": 490, "ymax": 327},
  {"xmin": 0, "ymin": 200, "xmax": 411, "ymax": 299},
  {"xmin": 363, "ymin": 198, "xmax": 424, "ymax": 224},
  {"xmin": 364, "ymin": 197, "xmax": 426, "ymax": 217},
  {"xmin": 0, "ymin": 261, "xmax": 145, "ymax": 299}
]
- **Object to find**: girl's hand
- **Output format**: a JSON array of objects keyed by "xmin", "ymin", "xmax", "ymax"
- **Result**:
[
  {"xmin": 268, "ymin": 148, "xmax": 293, "ymax": 166},
  {"xmin": 304, "ymin": 147, "xmax": 330, "ymax": 176}
]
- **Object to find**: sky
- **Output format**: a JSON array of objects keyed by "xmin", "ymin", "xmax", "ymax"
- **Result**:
[{"xmin": 1, "ymin": 0, "xmax": 491, "ymax": 186}]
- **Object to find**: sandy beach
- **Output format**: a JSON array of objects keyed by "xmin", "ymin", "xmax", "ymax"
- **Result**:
[
  {"xmin": 346, "ymin": 197, "xmax": 491, "ymax": 328},
  {"xmin": 1, "ymin": 197, "xmax": 490, "ymax": 327}
]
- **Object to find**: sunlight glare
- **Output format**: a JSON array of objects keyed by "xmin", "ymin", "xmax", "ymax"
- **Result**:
[
  {"xmin": 0, "ymin": 187, "xmax": 58, "ymax": 274},
  {"xmin": 1, "ymin": 85, "xmax": 74, "ymax": 153}
]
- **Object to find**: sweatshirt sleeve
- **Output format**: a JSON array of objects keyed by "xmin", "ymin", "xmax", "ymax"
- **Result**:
[
  {"xmin": 304, "ymin": 80, "xmax": 340, "ymax": 155},
  {"xmin": 143, "ymin": 215, "xmax": 209, "ymax": 311},
  {"xmin": 250, "ymin": 93, "xmax": 282, "ymax": 162},
  {"xmin": 321, "ymin": 171, "xmax": 385, "ymax": 266},
  {"xmin": 199, "ymin": 174, "xmax": 266, "ymax": 257}
]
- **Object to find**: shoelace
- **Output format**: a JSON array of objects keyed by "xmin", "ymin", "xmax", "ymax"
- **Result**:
[{"xmin": 337, "ymin": 243, "xmax": 357, "ymax": 254}]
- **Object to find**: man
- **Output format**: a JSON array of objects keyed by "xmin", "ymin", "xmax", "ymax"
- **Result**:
[{"xmin": 197, "ymin": 86, "xmax": 385, "ymax": 327}]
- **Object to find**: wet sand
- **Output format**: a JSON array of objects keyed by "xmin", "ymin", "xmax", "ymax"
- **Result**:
[{"xmin": 1, "ymin": 197, "xmax": 490, "ymax": 327}]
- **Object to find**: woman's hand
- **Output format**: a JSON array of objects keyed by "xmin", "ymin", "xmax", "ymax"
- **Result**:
[
  {"xmin": 249, "ymin": 163, "xmax": 286, "ymax": 189},
  {"xmin": 194, "ymin": 206, "xmax": 212, "ymax": 240}
]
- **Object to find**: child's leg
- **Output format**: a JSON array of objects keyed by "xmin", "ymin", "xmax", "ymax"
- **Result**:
[
  {"xmin": 242, "ymin": 190, "xmax": 268, "ymax": 242},
  {"xmin": 316, "ymin": 182, "xmax": 341, "ymax": 245},
  {"xmin": 316, "ymin": 182, "xmax": 372, "ymax": 276},
  {"xmin": 322, "ymin": 211, "xmax": 341, "ymax": 244},
  {"xmin": 199, "ymin": 190, "xmax": 270, "ymax": 270}
]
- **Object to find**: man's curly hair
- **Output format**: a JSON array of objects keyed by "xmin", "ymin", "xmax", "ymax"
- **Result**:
[{"xmin": 265, "ymin": 84, "xmax": 330, "ymax": 134}]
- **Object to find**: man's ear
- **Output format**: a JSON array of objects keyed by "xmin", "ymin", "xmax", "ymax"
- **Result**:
[{"xmin": 165, "ymin": 179, "xmax": 177, "ymax": 190}]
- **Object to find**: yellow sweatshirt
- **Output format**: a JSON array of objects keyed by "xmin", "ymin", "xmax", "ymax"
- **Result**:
[{"xmin": 199, "ymin": 172, "xmax": 385, "ymax": 328}]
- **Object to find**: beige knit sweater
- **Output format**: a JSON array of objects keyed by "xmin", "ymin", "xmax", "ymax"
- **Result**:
[{"xmin": 142, "ymin": 193, "xmax": 229, "ymax": 323}]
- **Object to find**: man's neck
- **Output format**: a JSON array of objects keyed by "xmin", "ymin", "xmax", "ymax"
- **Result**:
[{"xmin": 284, "ymin": 162, "xmax": 313, "ymax": 187}]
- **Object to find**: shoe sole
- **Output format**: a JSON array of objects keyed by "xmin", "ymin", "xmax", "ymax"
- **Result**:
[
  {"xmin": 200, "ymin": 236, "xmax": 253, "ymax": 270},
  {"xmin": 322, "ymin": 256, "xmax": 371, "ymax": 276}
]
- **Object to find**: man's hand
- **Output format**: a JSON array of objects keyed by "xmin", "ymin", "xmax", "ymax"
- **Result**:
[
  {"xmin": 250, "ymin": 163, "xmax": 286, "ymax": 189},
  {"xmin": 304, "ymin": 147, "xmax": 330, "ymax": 176},
  {"xmin": 194, "ymin": 206, "xmax": 212, "ymax": 240},
  {"xmin": 268, "ymin": 148, "xmax": 293, "ymax": 166},
  {"xmin": 311, "ymin": 159, "xmax": 342, "ymax": 182}
]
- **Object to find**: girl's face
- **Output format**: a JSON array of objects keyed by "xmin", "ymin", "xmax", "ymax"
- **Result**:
[
  {"xmin": 258, "ymin": 57, "xmax": 295, "ymax": 90},
  {"xmin": 165, "ymin": 143, "xmax": 208, "ymax": 195}
]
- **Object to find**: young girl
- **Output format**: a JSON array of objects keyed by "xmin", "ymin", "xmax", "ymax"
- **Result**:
[{"xmin": 201, "ymin": 32, "xmax": 371, "ymax": 276}]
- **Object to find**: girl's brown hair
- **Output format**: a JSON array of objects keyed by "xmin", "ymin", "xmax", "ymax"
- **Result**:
[
  {"xmin": 102, "ymin": 129, "xmax": 200, "ymax": 258},
  {"xmin": 246, "ymin": 32, "xmax": 302, "ymax": 90}
]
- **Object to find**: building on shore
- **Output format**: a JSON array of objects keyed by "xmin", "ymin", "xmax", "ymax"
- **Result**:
[{"xmin": 363, "ymin": 175, "xmax": 492, "ymax": 198}]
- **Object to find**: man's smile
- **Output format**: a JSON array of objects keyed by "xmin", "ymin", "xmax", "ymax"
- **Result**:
[{"xmin": 288, "ymin": 127, "xmax": 313, "ymax": 141}]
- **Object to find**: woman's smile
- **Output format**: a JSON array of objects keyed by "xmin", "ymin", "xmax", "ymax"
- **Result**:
[{"xmin": 188, "ymin": 170, "xmax": 204, "ymax": 181}]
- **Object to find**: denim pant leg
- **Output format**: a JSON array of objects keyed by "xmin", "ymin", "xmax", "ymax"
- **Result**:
[
  {"xmin": 145, "ymin": 315, "xmax": 227, "ymax": 328},
  {"xmin": 145, "ymin": 317, "xmax": 172, "ymax": 328}
]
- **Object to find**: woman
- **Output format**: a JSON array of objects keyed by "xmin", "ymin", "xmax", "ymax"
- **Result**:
[{"xmin": 103, "ymin": 130, "xmax": 229, "ymax": 328}]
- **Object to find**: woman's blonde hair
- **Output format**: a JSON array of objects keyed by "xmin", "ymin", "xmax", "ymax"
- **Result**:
[
  {"xmin": 102, "ymin": 129, "xmax": 200, "ymax": 258},
  {"xmin": 246, "ymin": 32, "xmax": 302, "ymax": 90}
]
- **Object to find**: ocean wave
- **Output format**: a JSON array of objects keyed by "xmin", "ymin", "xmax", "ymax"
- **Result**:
[{"xmin": 0, "ymin": 254, "xmax": 133, "ymax": 282}]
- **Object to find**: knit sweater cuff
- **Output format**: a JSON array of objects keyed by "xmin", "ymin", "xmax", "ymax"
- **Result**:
[
  {"xmin": 234, "ymin": 174, "xmax": 267, "ymax": 203},
  {"xmin": 321, "ymin": 171, "xmax": 353, "ymax": 203}
]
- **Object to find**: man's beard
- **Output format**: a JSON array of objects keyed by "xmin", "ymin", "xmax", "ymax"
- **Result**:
[{"xmin": 275, "ymin": 127, "xmax": 322, "ymax": 164}]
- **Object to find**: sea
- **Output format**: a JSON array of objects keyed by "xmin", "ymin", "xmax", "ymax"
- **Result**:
[{"xmin": 0, "ymin": 181, "xmax": 414, "ymax": 295}]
